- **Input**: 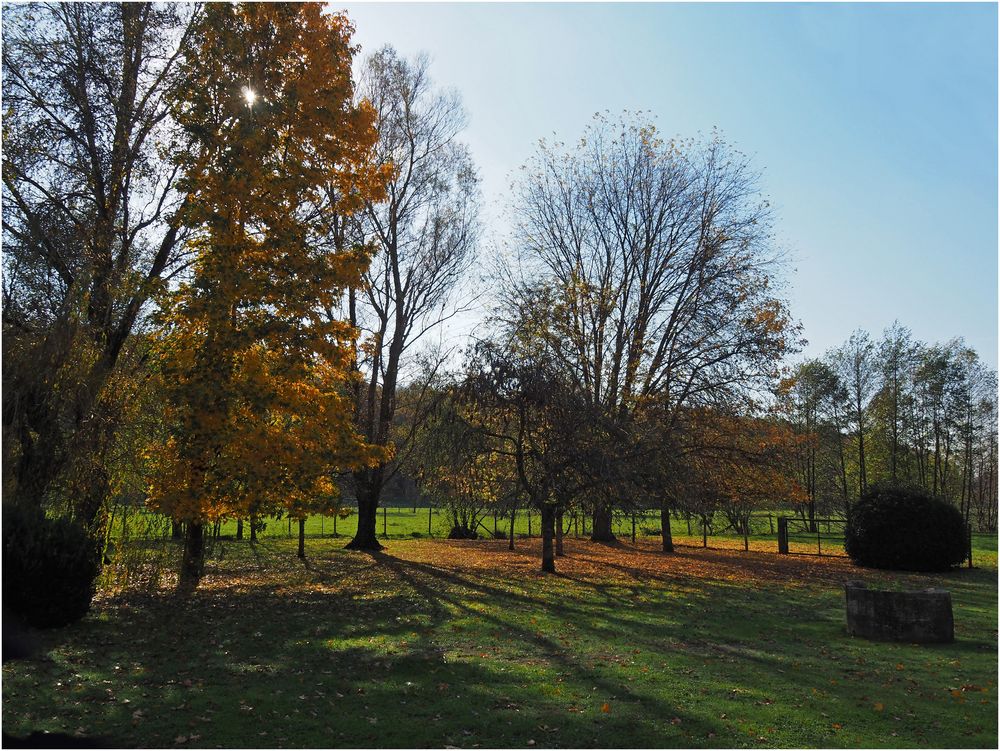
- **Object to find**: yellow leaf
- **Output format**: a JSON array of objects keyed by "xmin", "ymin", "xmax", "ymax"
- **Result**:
[
  {"xmin": 873, "ymin": 702, "xmax": 884, "ymax": 712},
  {"xmin": 601, "ymin": 703, "xmax": 610, "ymax": 713}
]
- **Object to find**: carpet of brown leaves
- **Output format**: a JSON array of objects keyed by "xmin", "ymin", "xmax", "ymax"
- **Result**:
[
  {"xmin": 388, "ymin": 537, "xmax": 872, "ymax": 589},
  {"xmin": 104, "ymin": 535, "xmax": 943, "ymax": 605}
]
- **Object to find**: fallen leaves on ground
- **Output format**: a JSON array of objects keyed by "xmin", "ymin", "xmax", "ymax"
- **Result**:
[{"xmin": 348, "ymin": 538, "xmax": 874, "ymax": 590}]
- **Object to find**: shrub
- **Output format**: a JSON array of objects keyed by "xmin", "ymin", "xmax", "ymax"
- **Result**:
[
  {"xmin": 844, "ymin": 483, "xmax": 967, "ymax": 572},
  {"xmin": 3, "ymin": 504, "xmax": 101, "ymax": 628},
  {"xmin": 102, "ymin": 514, "xmax": 175, "ymax": 594}
]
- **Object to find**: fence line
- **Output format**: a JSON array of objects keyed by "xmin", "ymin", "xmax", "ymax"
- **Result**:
[{"xmin": 105, "ymin": 506, "xmax": 988, "ymax": 567}]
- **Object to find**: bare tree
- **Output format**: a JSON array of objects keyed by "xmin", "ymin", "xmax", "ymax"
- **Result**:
[
  {"xmin": 505, "ymin": 113, "xmax": 797, "ymax": 540},
  {"xmin": 2, "ymin": 2, "xmax": 198, "ymax": 529},
  {"xmin": 342, "ymin": 47, "xmax": 480, "ymax": 550},
  {"xmin": 830, "ymin": 330, "xmax": 878, "ymax": 496},
  {"xmin": 912, "ymin": 340, "xmax": 967, "ymax": 497},
  {"xmin": 877, "ymin": 322, "xmax": 918, "ymax": 482}
]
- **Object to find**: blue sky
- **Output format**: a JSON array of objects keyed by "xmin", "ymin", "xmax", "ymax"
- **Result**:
[{"xmin": 339, "ymin": 2, "xmax": 998, "ymax": 368}]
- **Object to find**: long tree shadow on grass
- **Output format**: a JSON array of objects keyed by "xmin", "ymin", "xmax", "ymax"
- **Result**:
[
  {"xmin": 3, "ymin": 538, "xmax": 995, "ymax": 748},
  {"xmin": 1, "ymin": 577, "xmax": 722, "ymax": 747}
]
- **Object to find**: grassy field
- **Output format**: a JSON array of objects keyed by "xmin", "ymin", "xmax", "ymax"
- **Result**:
[
  {"xmin": 3, "ymin": 535, "xmax": 996, "ymax": 748},
  {"xmin": 110, "ymin": 506, "xmax": 999, "ymax": 567}
]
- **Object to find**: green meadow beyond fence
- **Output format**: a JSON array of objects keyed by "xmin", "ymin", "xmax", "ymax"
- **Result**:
[{"xmin": 104, "ymin": 505, "xmax": 987, "ymax": 567}]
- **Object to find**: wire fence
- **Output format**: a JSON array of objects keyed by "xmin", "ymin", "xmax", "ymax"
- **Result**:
[{"xmin": 104, "ymin": 504, "xmax": 987, "ymax": 567}]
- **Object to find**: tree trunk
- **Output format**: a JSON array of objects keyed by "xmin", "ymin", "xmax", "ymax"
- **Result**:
[
  {"xmin": 890, "ymin": 369, "xmax": 900, "ymax": 482},
  {"xmin": 298, "ymin": 517, "xmax": 306, "ymax": 559},
  {"xmin": 555, "ymin": 509, "xmax": 564, "ymax": 556},
  {"xmin": 660, "ymin": 503, "xmax": 674, "ymax": 553},
  {"xmin": 250, "ymin": 515, "xmax": 258, "ymax": 542},
  {"xmin": 858, "ymin": 421, "xmax": 868, "ymax": 495},
  {"xmin": 932, "ymin": 419, "xmax": 941, "ymax": 495},
  {"xmin": 347, "ymin": 485, "xmax": 382, "ymax": 551},
  {"xmin": 590, "ymin": 503, "xmax": 616, "ymax": 542},
  {"xmin": 180, "ymin": 522, "xmax": 205, "ymax": 588},
  {"xmin": 172, "ymin": 519, "xmax": 184, "ymax": 539},
  {"xmin": 72, "ymin": 461, "xmax": 112, "ymax": 542},
  {"xmin": 838, "ymin": 429, "xmax": 849, "ymax": 509},
  {"xmin": 10, "ymin": 416, "xmax": 58, "ymax": 510},
  {"xmin": 509, "ymin": 506, "xmax": 516, "ymax": 551},
  {"xmin": 236, "ymin": 518, "xmax": 243, "ymax": 540},
  {"xmin": 540, "ymin": 505, "xmax": 555, "ymax": 573}
]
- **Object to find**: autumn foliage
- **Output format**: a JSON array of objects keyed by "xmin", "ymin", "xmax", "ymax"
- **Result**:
[{"xmin": 147, "ymin": 4, "xmax": 388, "ymax": 546}]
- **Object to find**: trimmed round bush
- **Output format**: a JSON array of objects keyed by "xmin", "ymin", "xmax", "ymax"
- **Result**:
[
  {"xmin": 845, "ymin": 483, "xmax": 967, "ymax": 572},
  {"xmin": 3, "ymin": 504, "xmax": 101, "ymax": 628}
]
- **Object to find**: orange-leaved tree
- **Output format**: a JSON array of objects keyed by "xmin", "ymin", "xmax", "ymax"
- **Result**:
[
  {"xmin": 147, "ymin": 2, "xmax": 389, "ymax": 585},
  {"xmin": 659, "ymin": 408, "xmax": 807, "ymax": 548}
]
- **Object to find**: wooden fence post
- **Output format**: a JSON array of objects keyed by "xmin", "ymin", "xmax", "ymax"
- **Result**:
[{"xmin": 777, "ymin": 517, "xmax": 788, "ymax": 555}]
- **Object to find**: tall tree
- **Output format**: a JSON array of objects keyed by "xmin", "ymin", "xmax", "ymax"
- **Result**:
[
  {"xmin": 949, "ymin": 344, "xmax": 988, "ymax": 523},
  {"xmin": 507, "ymin": 113, "xmax": 797, "ymax": 540},
  {"xmin": 2, "ymin": 2, "xmax": 197, "ymax": 531},
  {"xmin": 876, "ymin": 322, "xmax": 918, "ymax": 482},
  {"xmin": 970, "ymin": 371, "xmax": 998, "ymax": 531},
  {"xmin": 912, "ymin": 341, "xmax": 964, "ymax": 496},
  {"xmin": 780, "ymin": 359, "xmax": 845, "ymax": 525},
  {"xmin": 831, "ymin": 330, "xmax": 877, "ymax": 496},
  {"xmin": 343, "ymin": 47, "xmax": 480, "ymax": 551},
  {"xmin": 146, "ymin": 2, "xmax": 387, "ymax": 585}
]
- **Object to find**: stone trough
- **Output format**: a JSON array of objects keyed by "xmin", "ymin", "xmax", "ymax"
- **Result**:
[{"xmin": 844, "ymin": 581, "xmax": 954, "ymax": 643}]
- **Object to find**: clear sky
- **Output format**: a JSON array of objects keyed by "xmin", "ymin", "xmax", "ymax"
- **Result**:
[{"xmin": 339, "ymin": 1, "xmax": 998, "ymax": 368}]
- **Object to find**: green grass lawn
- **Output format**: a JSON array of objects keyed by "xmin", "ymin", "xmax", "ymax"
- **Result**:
[
  {"xmin": 3, "ymin": 537, "xmax": 996, "ymax": 748},
  {"xmin": 111, "ymin": 506, "xmax": 998, "ymax": 569}
]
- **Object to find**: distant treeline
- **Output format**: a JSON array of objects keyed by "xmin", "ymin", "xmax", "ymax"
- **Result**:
[{"xmin": 781, "ymin": 324, "xmax": 997, "ymax": 531}]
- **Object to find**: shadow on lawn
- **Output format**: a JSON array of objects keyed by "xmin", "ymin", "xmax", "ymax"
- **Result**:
[{"xmin": 3, "ymin": 538, "xmax": 996, "ymax": 748}]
